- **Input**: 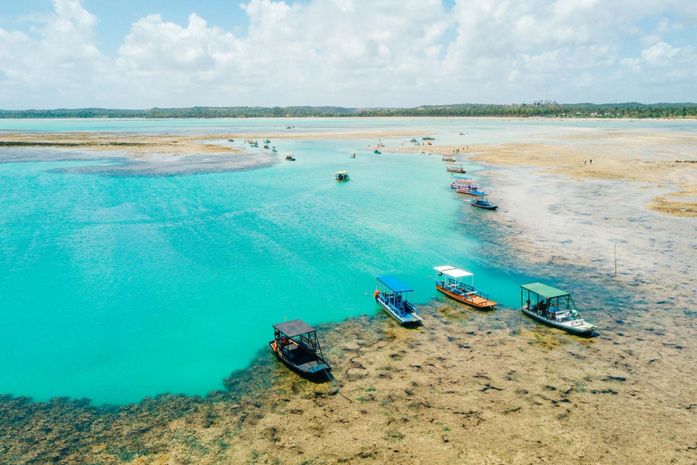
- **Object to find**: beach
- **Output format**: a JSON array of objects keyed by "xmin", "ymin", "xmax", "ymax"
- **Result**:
[{"xmin": 1, "ymin": 118, "xmax": 696, "ymax": 464}]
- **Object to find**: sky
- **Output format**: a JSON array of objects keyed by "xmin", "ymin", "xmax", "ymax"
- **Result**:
[{"xmin": 0, "ymin": 0, "xmax": 695, "ymax": 109}]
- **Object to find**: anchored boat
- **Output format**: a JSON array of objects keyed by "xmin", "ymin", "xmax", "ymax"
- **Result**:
[
  {"xmin": 450, "ymin": 178, "xmax": 475, "ymax": 189},
  {"xmin": 285, "ymin": 153, "xmax": 296, "ymax": 161},
  {"xmin": 374, "ymin": 275, "xmax": 423, "ymax": 326},
  {"xmin": 470, "ymin": 193, "xmax": 498, "ymax": 210},
  {"xmin": 446, "ymin": 163, "xmax": 466, "ymax": 173},
  {"xmin": 269, "ymin": 320, "xmax": 332, "ymax": 380},
  {"xmin": 335, "ymin": 170, "xmax": 350, "ymax": 181},
  {"xmin": 433, "ymin": 265, "xmax": 497, "ymax": 309},
  {"xmin": 457, "ymin": 184, "xmax": 486, "ymax": 196},
  {"xmin": 520, "ymin": 283, "xmax": 596, "ymax": 335}
]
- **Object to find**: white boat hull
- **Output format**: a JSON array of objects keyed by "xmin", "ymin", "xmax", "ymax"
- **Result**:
[
  {"xmin": 521, "ymin": 308, "xmax": 595, "ymax": 335},
  {"xmin": 377, "ymin": 297, "xmax": 422, "ymax": 326}
]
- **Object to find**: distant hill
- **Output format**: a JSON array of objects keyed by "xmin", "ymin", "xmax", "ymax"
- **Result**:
[{"xmin": 1, "ymin": 102, "xmax": 696, "ymax": 119}]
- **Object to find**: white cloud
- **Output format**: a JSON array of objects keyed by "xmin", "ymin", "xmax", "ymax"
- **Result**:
[{"xmin": 0, "ymin": 0, "xmax": 695, "ymax": 108}]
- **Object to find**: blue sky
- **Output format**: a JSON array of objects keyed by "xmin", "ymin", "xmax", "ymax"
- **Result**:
[{"xmin": 0, "ymin": 0, "xmax": 695, "ymax": 109}]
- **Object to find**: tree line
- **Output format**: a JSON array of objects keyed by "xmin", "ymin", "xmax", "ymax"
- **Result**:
[{"xmin": 1, "ymin": 103, "xmax": 695, "ymax": 119}]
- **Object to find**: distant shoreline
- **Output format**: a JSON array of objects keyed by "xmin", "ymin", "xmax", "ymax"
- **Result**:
[{"xmin": 1, "ymin": 102, "xmax": 696, "ymax": 120}]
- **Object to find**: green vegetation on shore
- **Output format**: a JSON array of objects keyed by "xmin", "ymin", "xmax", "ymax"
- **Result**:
[{"xmin": 1, "ymin": 102, "xmax": 696, "ymax": 119}]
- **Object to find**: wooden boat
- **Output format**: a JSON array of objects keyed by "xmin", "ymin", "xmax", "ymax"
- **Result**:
[
  {"xmin": 269, "ymin": 320, "xmax": 331, "ymax": 380},
  {"xmin": 373, "ymin": 149, "xmax": 382, "ymax": 154},
  {"xmin": 422, "ymin": 136, "xmax": 435, "ymax": 141},
  {"xmin": 446, "ymin": 163, "xmax": 466, "ymax": 173},
  {"xmin": 433, "ymin": 265, "xmax": 496, "ymax": 309},
  {"xmin": 335, "ymin": 170, "xmax": 350, "ymax": 181},
  {"xmin": 374, "ymin": 275, "xmax": 423, "ymax": 326},
  {"xmin": 285, "ymin": 153, "xmax": 296, "ymax": 161},
  {"xmin": 520, "ymin": 283, "xmax": 596, "ymax": 336},
  {"xmin": 471, "ymin": 193, "xmax": 498, "ymax": 210},
  {"xmin": 456, "ymin": 185, "xmax": 486, "ymax": 196},
  {"xmin": 442, "ymin": 155, "xmax": 456, "ymax": 162}
]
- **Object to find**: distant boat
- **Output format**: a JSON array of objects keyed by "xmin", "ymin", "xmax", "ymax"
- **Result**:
[
  {"xmin": 470, "ymin": 193, "xmax": 498, "ymax": 210},
  {"xmin": 272, "ymin": 146, "xmax": 277, "ymax": 153},
  {"xmin": 422, "ymin": 136, "xmax": 435, "ymax": 141},
  {"xmin": 446, "ymin": 163, "xmax": 466, "ymax": 173},
  {"xmin": 373, "ymin": 149, "xmax": 382, "ymax": 154},
  {"xmin": 269, "ymin": 320, "xmax": 331, "ymax": 380},
  {"xmin": 450, "ymin": 178, "xmax": 474, "ymax": 189},
  {"xmin": 285, "ymin": 153, "xmax": 296, "ymax": 161},
  {"xmin": 374, "ymin": 275, "xmax": 423, "ymax": 326},
  {"xmin": 433, "ymin": 265, "xmax": 496, "ymax": 310},
  {"xmin": 456, "ymin": 185, "xmax": 486, "ymax": 197},
  {"xmin": 442, "ymin": 155, "xmax": 456, "ymax": 162},
  {"xmin": 335, "ymin": 170, "xmax": 350, "ymax": 181},
  {"xmin": 520, "ymin": 283, "xmax": 596, "ymax": 335}
]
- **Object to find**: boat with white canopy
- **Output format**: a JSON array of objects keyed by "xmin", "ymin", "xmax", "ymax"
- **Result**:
[{"xmin": 433, "ymin": 265, "xmax": 497, "ymax": 309}]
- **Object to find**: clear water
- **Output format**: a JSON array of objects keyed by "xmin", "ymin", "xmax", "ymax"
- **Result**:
[{"xmin": 1, "ymin": 118, "xmax": 694, "ymax": 404}]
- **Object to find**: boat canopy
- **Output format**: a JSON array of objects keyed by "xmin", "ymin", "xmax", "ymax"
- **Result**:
[
  {"xmin": 521, "ymin": 282, "xmax": 569, "ymax": 299},
  {"xmin": 434, "ymin": 265, "xmax": 473, "ymax": 279},
  {"xmin": 273, "ymin": 319, "xmax": 316, "ymax": 337},
  {"xmin": 377, "ymin": 275, "xmax": 413, "ymax": 293}
]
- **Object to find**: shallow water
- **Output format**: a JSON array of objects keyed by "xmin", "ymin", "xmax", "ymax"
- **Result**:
[{"xmin": 1, "ymin": 117, "xmax": 694, "ymax": 404}]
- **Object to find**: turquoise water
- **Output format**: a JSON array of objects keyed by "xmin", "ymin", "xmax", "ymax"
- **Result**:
[{"xmin": 1, "ymin": 118, "xmax": 695, "ymax": 404}]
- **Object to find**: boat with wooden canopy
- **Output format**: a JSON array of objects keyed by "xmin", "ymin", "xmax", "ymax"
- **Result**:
[
  {"xmin": 269, "ymin": 320, "xmax": 332, "ymax": 380},
  {"xmin": 520, "ymin": 283, "xmax": 596, "ymax": 335},
  {"xmin": 433, "ymin": 265, "xmax": 496, "ymax": 309},
  {"xmin": 374, "ymin": 275, "xmax": 423, "ymax": 326}
]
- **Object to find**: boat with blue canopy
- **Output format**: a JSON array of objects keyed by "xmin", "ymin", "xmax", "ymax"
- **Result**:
[
  {"xmin": 374, "ymin": 275, "xmax": 423, "ymax": 326},
  {"xmin": 457, "ymin": 185, "xmax": 487, "ymax": 196},
  {"xmin": 269, "ymin": 320, "xmax": 332, "ymax": 380},
  {"xmin": 433, "ymin": 265, "xmax": 496, "ymax": 309},
  {"xmin": 520, "ymin": 283, "xmax": 596, "ymax": 335},
  {"xmin": 470, "ymin": 192, "xmax": 498, "ymax": 210}
]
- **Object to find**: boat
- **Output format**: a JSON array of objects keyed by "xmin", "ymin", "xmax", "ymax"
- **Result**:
[
  {"xmin": 269, "ymin": 320, "xmax": 331, "ymax": 380},
  {"xmin": 373, "ymin": 149, "xmax": 382, "ymax": 154},
  {"xmin": 272, "ymin": 146, "xmax": 277, "ymax": 153},
  {"xmin": 263, "ymin": 144, "xmax": 270, "ymax": 149},
  {"xmin": 285, "ymin": 153, "xmax": 296, "ymax": 161},
  {"xmin": 470, "ymin": 193, "xmax": 498, "ymax": 210},
  {"xmin": 450, "ymin": 178, "xmax": 474, "ymax": 189},
  {"xmin": 335, "ymin": 170, "xmax": 350, "ymax": 181},
  {"xmin": 422, "ymin": 136, "xmax": 435, "ymax": 141},
  {"xmin": 433, "ymin": 265, "xmax": 496, "ymax": 309},
  {"xmin": 374, "ymin": 275, "xmax": 423, "ymax": 326},
  {"xmin": 456, "ymin": 185, "xmax": 486, "ymax": 196},
  {"xmin": 520, "ymin": 283, "xmax": 596, "ymax": 335},
  {"xmin": 442, "ymin": 155, "xmax": 456, "ymax": 162},
  {"xmin": 264, "ymin": 139, "xmax": 271, "ymax": 144},
  {"xmin": 446, "ymin": 163, "xmax": 466, "ymax": 173}
]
